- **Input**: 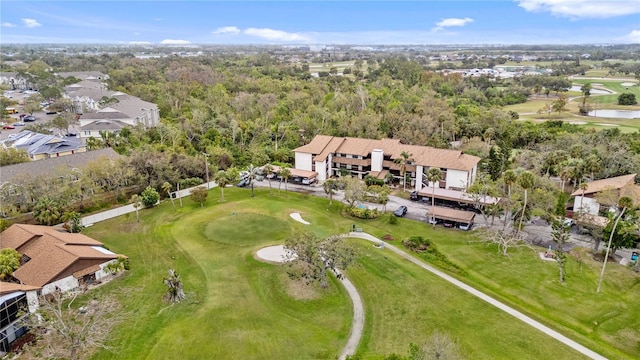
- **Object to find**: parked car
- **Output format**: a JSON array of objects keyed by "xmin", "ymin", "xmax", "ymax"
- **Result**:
[
  {"xmin": 443, "ymin": 221, "xmax": 454, "ymax": 228},
  {"xmin": 23, "ymin": 115, "xmax": 36, "ymax": 122},
  {"xmin": 236, "ymin": 178, "xmax": 249, "ymax": 187},
  {"xmin": 410, "ymin": 191, "xmax": 419, "ymax": 201},
  {"xmin": 2, "ymin": 124, "xmax": 15, "ymax": 129},
  {"xmin": 393, "ymin": 206, "xmax": 408, "ymax": 217},
  {"xmin": 428, "ymin": 217, "xmax": 441, "ymax": 225},
  {"xmin": 13, "ymin": 122, "xmax": 26, "ymax": 126},
  {"xmin": 458, "ymin": 223, "xmax": 472, "ymax": 231},
  {"xmin": 45, "ymin": 110, "xmax": 59, "ymax": 115}
]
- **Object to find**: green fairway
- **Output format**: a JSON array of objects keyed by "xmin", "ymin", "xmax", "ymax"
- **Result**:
[{"xmin": 82, "ymin": 188, "xmax": 639, "ymax": 359}]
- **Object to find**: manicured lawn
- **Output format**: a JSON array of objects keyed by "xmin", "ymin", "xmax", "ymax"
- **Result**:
[{"xmin": 82, "ymin": 188, "xmax": 639, "ymax": 359}]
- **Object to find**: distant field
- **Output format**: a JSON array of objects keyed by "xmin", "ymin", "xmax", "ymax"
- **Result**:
[{"xmin": 308, "ymin": 61, "xmax": 356, "ymax": 73}]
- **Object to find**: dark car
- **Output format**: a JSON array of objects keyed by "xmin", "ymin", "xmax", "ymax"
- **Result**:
[
  {"xmin": 393, "ymin": 206, "xmax": 408, "ymax": 217},
  {"xmin": 23, "ymin": 115, "xmax": 36, "ymax": 122},
  {"xmin": 410, "ymin": 191, "xmax": 419, "ymax": 201}
]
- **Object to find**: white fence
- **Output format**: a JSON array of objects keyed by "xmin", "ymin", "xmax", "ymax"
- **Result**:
[{"xmin": 81, "ymin": 181, "xmax": 217, "ymax": 226}]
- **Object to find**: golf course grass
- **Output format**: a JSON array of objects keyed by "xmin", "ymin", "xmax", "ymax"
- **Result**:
[{"xmin": 82, "ymin": 187, "xmax": 639, "ymax": 359}]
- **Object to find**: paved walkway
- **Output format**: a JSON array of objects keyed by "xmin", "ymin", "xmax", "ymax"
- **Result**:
[{"xmin": 348, "ymin": 231, "xmax": 607, "ymax": 360}]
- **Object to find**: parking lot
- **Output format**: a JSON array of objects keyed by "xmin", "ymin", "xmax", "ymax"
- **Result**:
[{"xmin": 1, "ymin": 90, "xmax": 75, "ymax": 140}]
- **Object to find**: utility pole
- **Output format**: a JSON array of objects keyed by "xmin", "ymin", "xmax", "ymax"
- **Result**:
[{"xmin": 203, "ymin": 153, "xmax": 210, "ymax": 189}]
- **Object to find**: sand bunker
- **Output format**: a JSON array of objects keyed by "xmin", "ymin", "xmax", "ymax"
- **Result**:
[
  {"xmin": 621, "ymin": 82, "xmax": 636, "ymax": 87},
  {"xmin": 256, "ymin": 245, "xmax": 296, "ymax": 263},
  {"xmin": 569, "ymin": 121, "xmax": 587, "ymax": 125},
  {"xmin": 290, "ymin": 212, "xmax": 310, "ymax": 225}
]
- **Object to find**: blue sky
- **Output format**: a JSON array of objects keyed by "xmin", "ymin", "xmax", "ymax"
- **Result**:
[{"xmin": 1, "ymin": 1, "xmax": 638, "ymax": 45}]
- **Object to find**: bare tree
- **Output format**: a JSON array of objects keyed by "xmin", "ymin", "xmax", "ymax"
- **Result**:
[
  {"xmin": 481, "ymin": 228, "xmax": 530, "ymax": 256},
  {"xmin": 22, "ymin": 290, "xmax": 122, "ymax": 360},
  {"xmin": 284, "ymin": 233, "xmax": 356, "ymax": 289},
  {"xmin": 414, "ymin": 330, "xmax": 462, "ymax": 360}
]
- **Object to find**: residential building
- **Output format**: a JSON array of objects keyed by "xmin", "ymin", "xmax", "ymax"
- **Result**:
[
  {"xmin": 571, "ymin": 173, "xmax": 639, "ymax": 220},
  {"xmin": 1, "ymin": 130, "xmax": 86, "ymax": 161},
  {"xmin": 0, "ymin": 224, "xmax": 124, "ymax": 295},
  {"xmin": 293, "ymin": 135, "xmax": 480, "ymax": 192},
  {"xmin": 0, "ymin": 284, "xmax": 40, "ymax": 354}
]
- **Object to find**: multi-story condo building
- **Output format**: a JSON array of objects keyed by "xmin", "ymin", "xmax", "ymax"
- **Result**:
[{"xmin": 293, "ymin": 135, "xmax": 481, "ymax": 192}]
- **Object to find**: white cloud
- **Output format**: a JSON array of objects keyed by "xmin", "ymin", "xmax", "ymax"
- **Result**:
[
  {"xmin": 618, "ymin": 29, "xmax": 640, "ymax": 43},
  {"xmin": 22, "ymin": 18, "xmax": 42, "ymax": 28},
  {"xmin": 212, "ymin": 26, "xmax": 241, "ymax": 35},
  {"xmin": 432, "ymin": 17, "xmax": 473, "ymax": 31},
  {"xmin": 129, "ymin": 41, "xmax": 152, "ymax": 45},
  {"xmin": 244, "ymin": 28, "xmax": 310, "ymax": 42},
  {"xmin": 2, "ymin": 22, "xmax": 16, "ymax": 27},
  {"xmin": 516, "ymin": 0, "xmax": 640, "ymax": 19},
  {"xmin": 160, "ymin": 39, "xmax": 191, "ymax": 45}
]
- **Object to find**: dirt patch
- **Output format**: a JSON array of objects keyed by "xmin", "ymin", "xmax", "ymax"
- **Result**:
[{"xmin": 284, "ymin": 275, "xmax": 321, "ymax": 300}]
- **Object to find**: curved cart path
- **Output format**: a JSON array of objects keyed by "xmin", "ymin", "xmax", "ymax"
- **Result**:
[
  {"xmin": 260, "ymin": 217, "xmax": 365, "ymax": 360},
  {"xmin": 348, "ymin": 232, "xmax": 607, "ymax": 360}
]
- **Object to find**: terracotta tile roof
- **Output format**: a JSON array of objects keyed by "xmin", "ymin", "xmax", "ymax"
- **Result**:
[
  {"xmin": 1, "ymin": 224, "xmax": 119, "ymax": 287},
  {"xmin": 295, "ymin": 135, "xmax": 480, "ymax": 171},
  {"xmin": 571, "ymin": 174, "xmax": 637, "ymax": 196}
]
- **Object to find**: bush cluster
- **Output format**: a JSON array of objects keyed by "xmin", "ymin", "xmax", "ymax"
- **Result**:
[
  {"xmin": 347, "ymin": 207, "xmax": 380, "ymax": 219},
  {"xmin": 402, "ymin": 236, "xmax": 465, "ymax": 274}
]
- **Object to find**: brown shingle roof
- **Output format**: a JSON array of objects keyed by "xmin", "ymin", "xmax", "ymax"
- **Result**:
[
  {"xmin": 0, "ymin": 148, "xmax": 121, "ymax": 185},
  {"xmin": 294, "ymin": 135, "xmax": 336, "ymax": 154},
  {"xmin": 428, "ymin": 206, "xmax": 476, "ymax": 223},
  {"xmin": 1, "ymin": 224, "xmax": 119, "ymax": 287},
  {"xmin": 0, "ymin": 282, "xmax": 41, "ymax": 295},
  {"xmin": 294, "ymin": 135, "xmax": 480, "ymax": 171},
  {"xmin": 571, "ymin": 174, "xmax": 637, "ymax": 196}
]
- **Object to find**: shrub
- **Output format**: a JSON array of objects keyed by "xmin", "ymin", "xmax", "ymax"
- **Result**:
[
  {"xmin": 141, "ymin": 186, "xmax": 160, "ymax": 208},
  {"xmin": 388, "ymin": 214, "xmax": 398, "ymax": 224},
  {"xmin": 347, "ymin": 206, "xmax": 381, "ymax": 219},
  {"xmin": 402, "ymin": 236, "xmax": 433, "ymax": 252},
  {"xmin": 618, "ymin": 93, "xmax": 637, "ymax": 105}
]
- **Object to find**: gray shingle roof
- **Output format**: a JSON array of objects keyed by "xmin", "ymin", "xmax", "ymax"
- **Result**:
[{"xmin": 0, "ymin": 148, "xmax": 121, "ymax": 184}]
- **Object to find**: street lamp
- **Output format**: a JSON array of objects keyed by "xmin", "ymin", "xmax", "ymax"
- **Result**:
[{"xmin": 203, "ymin": 153, "xmax": 210, "ymax": 189}]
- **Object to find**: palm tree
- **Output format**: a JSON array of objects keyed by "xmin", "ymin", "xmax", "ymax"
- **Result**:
[
  {"xmin": 263, "ymin": 163, "xmax": 274, "ymax": 195},
  {"xmin": 162, "ymin": 181, "xmax": 175, "ymax": 208},
  {"xmin": 517, "ymin": 171, "xmax": 535, "ymax": 234},
  {"xmin": 394, "ymin": 151, "xmax": 413, "ymax": 192},
  {"xmin": 130, "ymin": 194, "xmax": 141, "ymax": 222},
  {"xmin": 323, "ymin": 179, "xmax": 336, "ymax": 205},
  {"xmin": 426, "ymin": 167, "xmax": 443, "ymax": 228},
  {"xmin": 597, "ymin": 197, "xmax": 633, "ymax": 293},
  {"xmin": 33, "ymin": 197, "xmax": 63, "ymax": 226},
  {"xmin": 246, "ymin": 164, "xmax": 258, "ymax": 197},
  {"xmin": 214, "ymin": 170, "xmax": 231, "ymax": 202},
  {"xmin": 279, "ymin": 168, "xmax": 292, "ymax": 197},
  {"xmin": 502, "ymin": 169, "xmax": 517, "ymax": 197}
]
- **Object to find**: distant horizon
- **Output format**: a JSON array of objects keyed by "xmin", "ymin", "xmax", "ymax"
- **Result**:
[{"xmin": 1, "ymin": 1, "xmax": 638, "ymax": 45}]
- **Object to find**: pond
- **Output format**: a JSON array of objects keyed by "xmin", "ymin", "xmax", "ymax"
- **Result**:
[
  {"xmin": 569, "ymin": 86, "xmax": 611, "ymax": 94},
  {"xmin": 587, "ymin": 109, "xmax": 640, "ymax": 119}
]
